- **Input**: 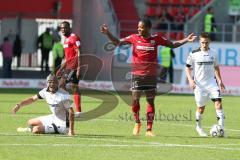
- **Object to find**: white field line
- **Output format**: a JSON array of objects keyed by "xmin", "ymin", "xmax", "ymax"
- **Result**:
[
  {"xmin": 0, "ymin": 132, "xmax": 240, "ymax": 147},
  {"xmin": 159, "ymin": 122, "xmax": 240, "ymax": 132},
  {"xmin": 0, "ymin": 132, "xmax": 240, "ymax": 151},
  {"xmin": 0, "ymin": 143, "xmax": 240, "ymax": 151},
  {"xmin": 1, "ymin": 132, "xmax": 240, "ymax": 146}
]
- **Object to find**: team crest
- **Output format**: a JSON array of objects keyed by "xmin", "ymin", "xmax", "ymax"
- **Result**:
[{"xmin": 150, "ymin": 40, "xmax": 155, "ymax": 44}]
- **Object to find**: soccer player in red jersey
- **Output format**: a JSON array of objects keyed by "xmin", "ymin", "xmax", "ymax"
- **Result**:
[
  {"xmin": 100, "ymin": 19, "xmax": 196, "ymax": 136},
  {"xmin": 57, "ymin": 21, "xmax": 82, "ymax": 115}
]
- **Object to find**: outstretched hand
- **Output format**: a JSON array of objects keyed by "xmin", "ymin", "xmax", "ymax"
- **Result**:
[
  {"xmin": 219, "ymin": 82, "xmax": 226, "ymax": 93},
  {"xmin": 12, "ymin": 104, "xmax": 20, "ymax": 114},
  {"xmin": 186, "ymin": 33, "xmax": 197, "ymax": 42},
  {"xmin": 189, "ymin": 79, "xmax": 196, "ymax": 90},
  {"xmin": 100, "ymin": 24, "xmax": 109, "ymax": 34}
]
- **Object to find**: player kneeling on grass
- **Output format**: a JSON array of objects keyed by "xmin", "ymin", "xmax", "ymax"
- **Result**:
[
  {"xmin": 185, "ymin": 32, "xmax": 225, "ymax": 137},
  {"xmin": 12, "ymin": 74, "xmax": 75, "ymax": 136}
]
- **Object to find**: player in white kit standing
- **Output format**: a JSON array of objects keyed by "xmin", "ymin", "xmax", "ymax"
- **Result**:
[{"xmin": 185, "ymin": 32, "xmax": 225, "ymax": 137}]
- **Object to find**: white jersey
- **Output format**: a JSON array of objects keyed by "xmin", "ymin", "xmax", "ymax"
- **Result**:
[
  {"xmin": 186, "ymin": 48, "xmax": 219, "ymax": 90},
  {"xmin": 38, "ymin": 88, "xmax": 71, "ymax": 124}
]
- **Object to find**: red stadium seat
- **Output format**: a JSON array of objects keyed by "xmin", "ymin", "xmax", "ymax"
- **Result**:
[
  {"xmin": 192, "ymin": 0, "xmax": 202, "ymax": 6},
  {"xmin": 183, "ymin": 7, "xmax": 190, "ymax": 15},
  {"xmin": 145, "ymin": 6, "xmax": 158, "ymax": 17},
  {"xmin": 183, "ymin": 0, "xmax": 192, "ymax": 5},
  {"xmin": 170, "ymin": 32, "xmax": 177, "ymax": 40},
  {"xmin": 168, "ymin": 7, "xmax": 179, "ymax": 16},
  {"xmin": 159, "ymin": 0, "xmax": 170, "ymax": 5},
  {"xmin": 176, "ymin": 32, "xmax": 184, "ymax": 40},
  {"xmin": 172, "ymin": 0, "xmax": 181, "ymax": 5}
]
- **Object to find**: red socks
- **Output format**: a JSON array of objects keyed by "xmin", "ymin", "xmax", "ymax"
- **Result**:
[
  {"xmin": 132, "ymin": 103, "xmax": 140, "ymax": 123},
  {"xmin": 74, "ymin": 94, "xmax": 81, "ymax": 112},
  {"xmin": 146, "ymin": 104, "xmax": 155, "ymax": 131},
  {"xmin": 132, "ymin": 102, "xmax": 155, "ymax": 130}
]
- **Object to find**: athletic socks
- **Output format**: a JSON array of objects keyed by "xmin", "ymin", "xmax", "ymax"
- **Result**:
[
  {"xmin": 132, "ymin": 103, "xmax": 140, "ymax": 123},
  {"xmin": 74, "ymin": 94, "xmax": 81, "ymax": 112},
  {"xmin": 195, "ymin": 111, "xmax": 203, "ymax": 128},
  {"xmin": 132, "ymin": 103, "xmax": 155, "ymax": 131},
  {"xmin": 216, "ymin": 109, "xmax": 224, "ymax": 128},
  {"xmin": 146, "ymin": 104, "xmax": 155, "ymax": 131}
]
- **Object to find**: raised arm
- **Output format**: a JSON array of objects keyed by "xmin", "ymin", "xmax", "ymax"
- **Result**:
[
  {"xmin": 215, "ymin": 66, "xmax": 225, "ymax": 92},
  {"xmin": 168, "ymin": 33, "xmax": 197, "ymax": 48},
  {"xmin": 100, "ymin": 24, "xmax": 120, "ymax": 45},
  {"xmin": 12, "ymin": 95, "xmax": 39, "ymax": 114}
]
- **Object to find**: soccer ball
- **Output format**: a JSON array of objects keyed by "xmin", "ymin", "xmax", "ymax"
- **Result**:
[{"xmin": 209, "ymin": 124, "xmax": 224, "ymax": 137}]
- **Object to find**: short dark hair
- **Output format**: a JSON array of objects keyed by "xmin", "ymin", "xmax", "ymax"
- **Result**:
[
  {"xmin": 200, "ymin": 32, "xmax": 210, "ymax": 39},
  {"xmin": 140, "ymin": 18, "xmax": 152, "ymax": 29},
  {"xmin": 61, "ymin": 21, "xmax": 70, "ymax": 27},
  {"xmin": 207, "ymin": 7, "xmax": 213, "ymax": 12}
]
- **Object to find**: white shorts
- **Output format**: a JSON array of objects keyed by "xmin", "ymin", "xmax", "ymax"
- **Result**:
[
  {"xmin": 39, "ymin": 114, "xmax": 68, "ymax": 134},
  {"xmin": 194, "ymin": 88, "xmax": 222, "ymax": 107}
]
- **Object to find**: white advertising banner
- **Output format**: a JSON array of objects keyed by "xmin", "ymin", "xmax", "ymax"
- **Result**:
[
  {"xmin": 0, "ymin": 79, "xmax": 240, "ymax": 96},
  {"xmin": 114, "ymin": 42, "xmax": 240, "ymax": 69}
]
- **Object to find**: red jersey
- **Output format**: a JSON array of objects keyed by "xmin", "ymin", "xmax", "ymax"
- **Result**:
[
  {"xmin": 121, "ymin": 34, "xmax": 171, "ymax": 76},
  {"xmin": 63, "ymin": 33, "xmax": 81, "ymax": 70}
]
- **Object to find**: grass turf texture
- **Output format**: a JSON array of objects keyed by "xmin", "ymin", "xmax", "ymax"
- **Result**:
[{"xmin": 0, "ymin": 88, "xmax": 240, "ymax": 160}]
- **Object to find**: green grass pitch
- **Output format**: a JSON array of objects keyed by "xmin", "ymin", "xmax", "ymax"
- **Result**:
[{"xmin": 0, "ymin": 89, "xmax": 240, "ymax": 160}]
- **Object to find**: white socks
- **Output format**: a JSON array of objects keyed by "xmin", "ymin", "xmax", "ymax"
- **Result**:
[
  {"xmin": 196, "ymin": 109, "xmax": 224, "ymax": 129},
  {"xmin": 195, "ymin": 111, "xmax": 202, "ymax": 128},
  {"xmin": 216, "ymin": 109, "xmax": 224, "ymax": 128}
]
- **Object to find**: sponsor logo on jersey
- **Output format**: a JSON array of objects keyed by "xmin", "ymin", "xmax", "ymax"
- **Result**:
[
  {"xmin": 136, "ymin": 45, "xmax": 154, "ymax": 51},
  {"xmin": 150, "ymin": 40, "xmax": 155, "ymax": 44},
  {"xmin": 197, "ymin": 61, "xmax": 214, "ymax": 65}
]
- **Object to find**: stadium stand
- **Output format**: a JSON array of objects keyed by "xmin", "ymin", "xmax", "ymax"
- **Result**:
[
  {"xmin": 143, "ymin": 0, "xmax": 213, "ymax": 39},
  {"xmin": 110, "ymin": 0, "xmax": 213, "ymax": 40},
  {"xmin": 111, "ymin": 0, "xmax": 139, "ymax": 37}
]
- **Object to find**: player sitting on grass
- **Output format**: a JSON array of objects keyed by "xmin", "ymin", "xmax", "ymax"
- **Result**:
[
  {"xmin": 12, "ymin": 74, "xmax": 75, "ymax": 136},
  {"xmin": 185, "ymin": 32, "xmax": 225, "ymax": 137}
]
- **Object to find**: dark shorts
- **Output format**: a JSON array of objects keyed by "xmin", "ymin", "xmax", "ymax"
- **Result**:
[
  {"xmin": 63, "ymin": 69, "xmax": 79, "ymax": 84},
  {"xmin": 131, "ymin": 75, "xmax": 157, "ymax": 91}
]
